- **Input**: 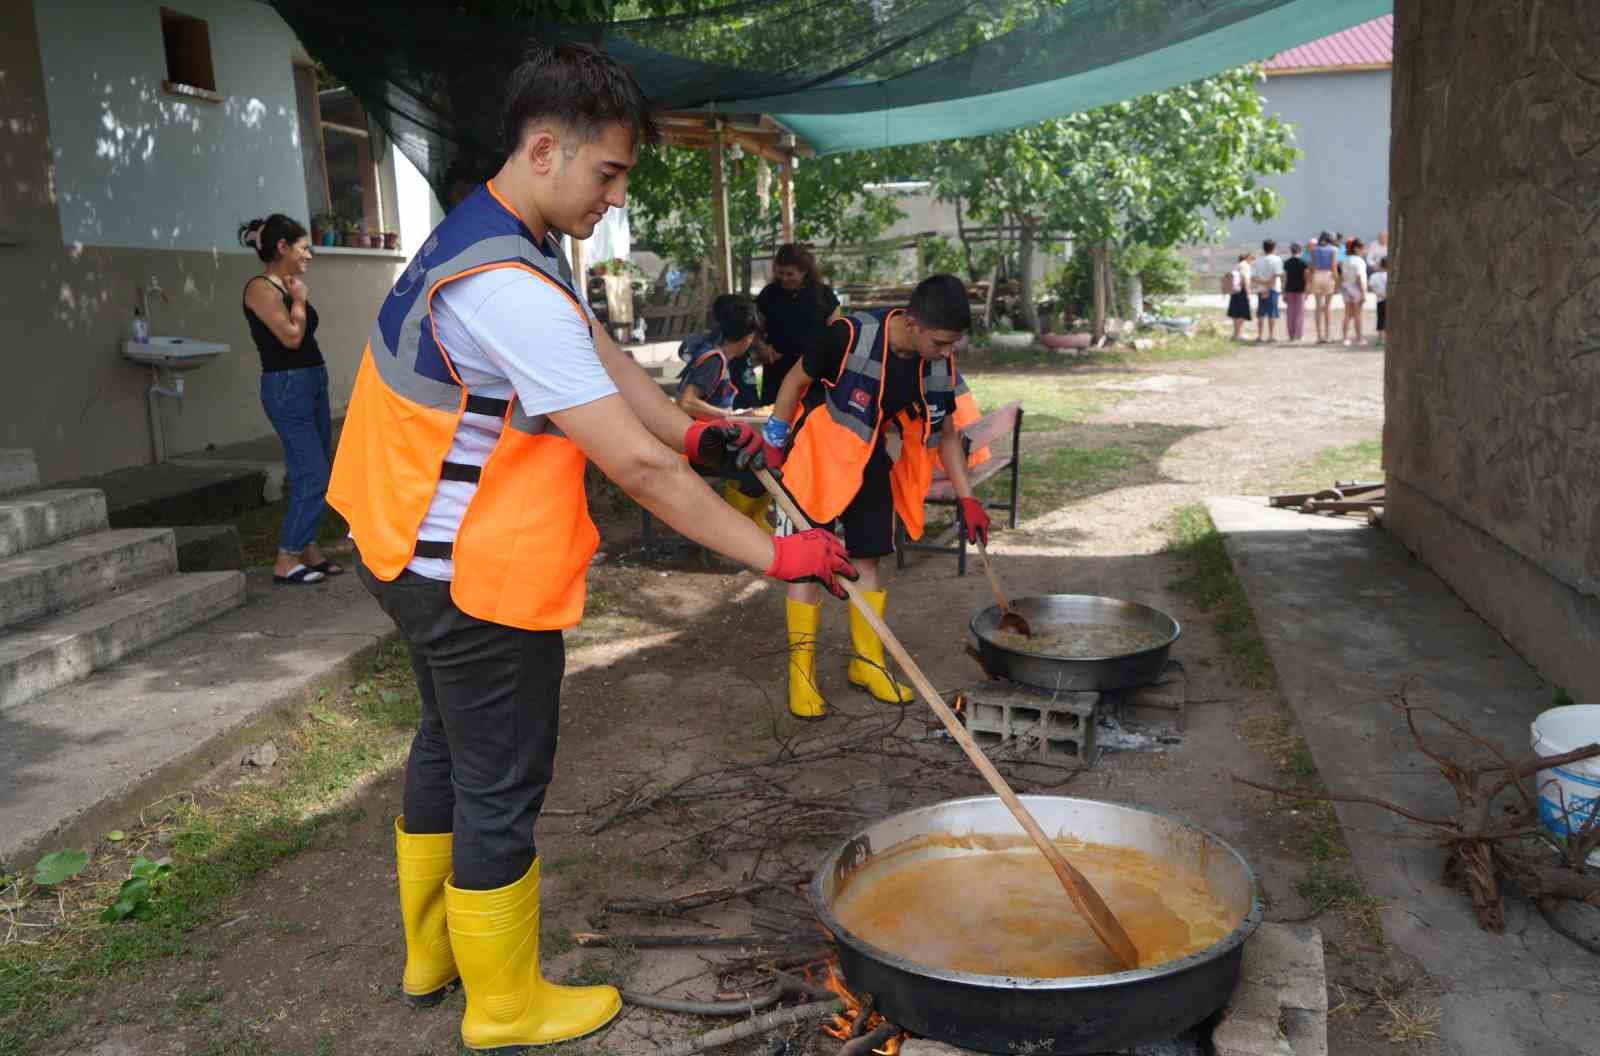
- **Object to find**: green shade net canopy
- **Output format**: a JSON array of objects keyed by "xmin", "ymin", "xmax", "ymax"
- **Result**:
[{"xmin": 272, "ymin": 0, "xmax": 1390, "ymax": 201}]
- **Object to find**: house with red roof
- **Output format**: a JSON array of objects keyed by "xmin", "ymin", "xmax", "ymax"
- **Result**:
[{"xmin": 1201, "ymin": 15, "xmax": 1393, "ymax": 264}]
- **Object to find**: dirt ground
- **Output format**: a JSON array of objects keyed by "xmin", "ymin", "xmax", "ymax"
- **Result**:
[{"xmin": 45, "ymin": 340, "xmax": 1436, "ymax": 1056}]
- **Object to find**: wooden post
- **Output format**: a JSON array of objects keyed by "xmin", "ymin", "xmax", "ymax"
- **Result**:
[
  {"xmin": 710, "ymin": 121, "xmax": 733, "ymax": 294},
  {"xmin": 779, "ymin": 154, "xmax": 795, "ymax": 245},
  {"xmin": 570, "ymin": 236, "xmax": 587, "ymax": 303},
  {"xmin": 1091, "ymin": 239, "xmax": 1108, "ymax": 343}
]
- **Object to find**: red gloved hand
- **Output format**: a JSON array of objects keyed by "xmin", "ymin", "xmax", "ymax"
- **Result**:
[
  {"xmin": 684, "ymin": 420, "xmax": 760, "ymax": 475},
  {"xmin": 754, "ymin": 439, "xmax": 786, "ymax": 471},
  {"xmin": 766, "ymin": 529, "xmax": 857, "ymax": 600},
  {"xmin": 959, "ymin": 497, "xmax": 991, "ymax": 546}
]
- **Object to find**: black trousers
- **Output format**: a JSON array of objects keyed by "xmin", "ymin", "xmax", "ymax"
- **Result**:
[{"xmin": 357, "ymin": 553, "xmax": 563, "ymax": 891}]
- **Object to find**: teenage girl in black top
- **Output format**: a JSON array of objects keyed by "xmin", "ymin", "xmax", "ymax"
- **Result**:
[
  {"xmin": 755, "ymin": 243, "xmax": 840, "ymax": 405},
  {"xmin": 239, "ymin": 214, "xmax": 341, "ymax": 585}
]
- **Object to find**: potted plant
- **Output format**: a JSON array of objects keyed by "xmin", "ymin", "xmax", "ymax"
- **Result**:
[
  {"xmin": 337, "ymin": 216, "xmax": 358, "ymax": 247},
  {"xmin": 310, "ymin": 212, "xmax": 334, "ymax": 247},
  {"xmin": 383, "ymin": 229, "xmax": 399, "ymax": 251}
]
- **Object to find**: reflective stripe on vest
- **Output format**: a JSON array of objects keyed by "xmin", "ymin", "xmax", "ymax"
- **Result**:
[
  {"xmin": 326, "ymin": 182, "xmax": 597, "ymax": 631},
  {"xmin": 783, "ymin": 308, "xmax": 960, "ymax": 538}
]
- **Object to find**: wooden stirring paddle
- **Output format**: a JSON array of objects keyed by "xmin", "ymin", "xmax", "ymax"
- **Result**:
[
  {"xmin": 976, "ymin": 540, "xmax": 1032, "ymax": 637},
  {"xmin": 753, "ymin": 467, "xmax": 1141, "ymax": 971}
]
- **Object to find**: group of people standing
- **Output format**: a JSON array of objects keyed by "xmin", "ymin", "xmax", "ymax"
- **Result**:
[{"xmin": 1227, "ymin": 230, "xmax": 1389, "ymax": 346}]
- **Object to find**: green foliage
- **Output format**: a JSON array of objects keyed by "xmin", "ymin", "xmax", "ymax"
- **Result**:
[
  {"xmin": 1049, "ymin": 243, "xmax": 1192, "ymax": 317},
  {"xmin": 1167, "ymin": 504, "xmax": 1274, "ymax": 689},
  {"xmin": 32, "ymin": 850, "xmax": 89, "ymax": 888},
  {"xmin": 628, "ymin": 146, "xmax": 916, "ymax": 273},
  {"xmin": 101, "ymin": 857, "xmax": 172, "ymax": 923}
]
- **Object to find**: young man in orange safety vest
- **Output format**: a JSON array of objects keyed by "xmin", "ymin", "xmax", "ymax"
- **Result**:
[
  {"xmin": 756, "ymin": 275, "xmax": 989, "ymax": 718},
  {"xmin": 326, "ymin": 44, "xmax": 855, "ymax": 1053}
]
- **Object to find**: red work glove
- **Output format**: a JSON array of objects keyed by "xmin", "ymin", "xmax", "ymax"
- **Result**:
[
  {"xmin": 767, "ymin": 529, "xmax": 857, "ymax": 600},
  {"xmin": 958, "ymin": 497, "xmax": 991, "ymax": 546},
  {"xmin": 684, "ymin": 420, "xmax": 760, "ymax": 475}
]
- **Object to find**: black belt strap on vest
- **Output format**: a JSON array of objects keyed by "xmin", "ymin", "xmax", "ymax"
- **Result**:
[
  {"xmin": 440, "ymin": 461, "xmax": 482, "ymax": 483},
  {"xmin": 464, "ymin": 394, "xmax": 511, "ymax": 417},
  {"xmin": 414, "ymin": 540, "xmax": 454, "ymax": 559}
]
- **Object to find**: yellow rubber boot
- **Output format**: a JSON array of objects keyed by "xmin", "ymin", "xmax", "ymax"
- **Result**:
[
  {"xmin": 786, "ymin": 598, "xmax": 827, "ymax": 719},
  {"xmin": 446, "ymin": 858, "xmax": 620, "ymax": 1051},
  {"xmin": 396, "ymin": 817, "xmax": 459, "ymax": 1006},
  {"xmin": 721, "ymin": 482, "xmax": 775, "ymax": 535},
  {"xmin": 847, "ymin": 590, "xmax": 914, "ymax": 703}
]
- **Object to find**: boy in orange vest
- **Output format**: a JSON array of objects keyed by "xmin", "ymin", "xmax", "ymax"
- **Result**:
[
  {"xmin": 328, "ymin": 44, "xmax": 856, "ymax": 1053},
  {"xmin": 756, "ymin": 276, "xmax": 988, "ymax": 717}
]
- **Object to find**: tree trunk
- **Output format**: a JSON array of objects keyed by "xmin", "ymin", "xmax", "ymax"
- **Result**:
[
  {"xmin": 1014, "ymin": 217, "xmax": 1039, "ymax": 332},
  {"xmin": 955, "ymin": 198, "xmax": 978, "ymax": 283},
  {"xmin": 1091, "ymin": 239, "xmax": 1108, "ymax": 343}
]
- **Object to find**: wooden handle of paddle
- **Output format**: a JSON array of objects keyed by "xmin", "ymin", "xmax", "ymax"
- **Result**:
[
  {"xmin": 975, "ymin": 541, "xmax": 1013, "ymax": 614},
  {"xmin": 754, "ymin": 467, "xmax": 1140, "ymax": 970}
]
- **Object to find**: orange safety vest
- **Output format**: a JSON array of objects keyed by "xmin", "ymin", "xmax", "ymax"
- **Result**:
[
  {"xmin": 783, "ymin": 309, "xmax": 981, "ymax": 540},
  {"xmin": 327, "ymin": 181, "xmax": 597, "ymax": 630}
]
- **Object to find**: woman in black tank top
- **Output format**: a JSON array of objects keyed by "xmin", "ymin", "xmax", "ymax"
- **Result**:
[{"xmin": 239, "ymin": 214, "xmax": 341, "ymax": 585}]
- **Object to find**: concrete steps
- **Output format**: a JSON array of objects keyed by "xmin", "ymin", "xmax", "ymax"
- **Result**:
[
  {"xmin": 0, "ymin": 449, "xmax": 40, "ymax": 497},
  {"xmin": 0, "ymin": 488, "xmax": 109, "ymax": 559},
  {"xmin": 0, "ymin": 449, "xmax": 249, "ymax": 719},
  {"xmin": 0, "ymin": 571, "xmax": 244, "ymax": 710},
  {"xmin": 0, "ymin": 527, "xmax": 178, "ymax": 630}
]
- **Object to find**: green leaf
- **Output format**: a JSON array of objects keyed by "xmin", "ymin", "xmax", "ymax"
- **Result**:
[
  {"xmin": 106, "ymin": 830, "xmax": 126, "ymax": 842},
  {"xmin": 309, "ymin": 703, "xmax": 341, "ymax": 726},
  {"xmin": 33, "ymin": 849, "xmax": 90, "ymax": 886},
  {"xmin": 130, "ymin": 856, "xmax": 159, "ymax": 881}
]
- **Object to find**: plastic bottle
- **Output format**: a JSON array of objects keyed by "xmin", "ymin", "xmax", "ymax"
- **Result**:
[{"xmin": 131, "ymin": 305, "xmax": 149, "ymax": 344}]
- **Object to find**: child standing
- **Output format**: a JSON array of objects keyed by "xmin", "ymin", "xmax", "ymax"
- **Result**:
[
  {"xmin": 1226, "ymin": 252, "xmax": 1254, "ymax": 341},
  {"xmin": 1371, "ymin": 256, "xmax": 1389, "ymax": 347},
  {"xmin": 1254, "ymin": 239, "xmax": 1284, "ymax": 342}
]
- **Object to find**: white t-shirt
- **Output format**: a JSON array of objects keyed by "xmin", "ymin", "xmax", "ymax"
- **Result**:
[
  {"xmin": 406, "ymin": 265, "xmax": 615, "ymax": 581},
  {"xmin": 1339, "ymin": 254, "xmax": 1368, "ymax": 290},
  {"xmin": 1365, "ymin": 242, "xmax": 1387, "ymax": 269},
  {"xmin": 1255, "ymin": 254, "xmax": 1284, "ymax": 293},
  {"xmin": 1369, "ymin": 270, "xmax": 1388, "ymax": 299}
]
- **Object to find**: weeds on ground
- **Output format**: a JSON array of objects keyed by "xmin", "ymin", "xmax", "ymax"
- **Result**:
[
  {"xmin": 231, "ymin": 502, "xmax": 350, "ymax": 568},
  {"xmin": 1263, "ymin": 436, "xmax": 1383, "ymax": 495},
  {"xmin": 1165, "ymin": 504, "xmax": 1273, "ymax": 688},
  {"xmin": 0, "ymin": 640, "xmax": 420, "ymax": 1055},
  {"xmin": 962, "ymin": 372, "xmax": 1124, "ymax": 431}
]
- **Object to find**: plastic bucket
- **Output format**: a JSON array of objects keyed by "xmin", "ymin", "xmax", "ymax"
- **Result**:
[{"xmin": 1530, "ymin": 704, "xmax": 1600, "ymax": 865}]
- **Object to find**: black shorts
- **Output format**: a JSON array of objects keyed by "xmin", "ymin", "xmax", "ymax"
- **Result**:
[{"xmin": 778, "ymin": 442, "xmax": 896, "ymax": 560}]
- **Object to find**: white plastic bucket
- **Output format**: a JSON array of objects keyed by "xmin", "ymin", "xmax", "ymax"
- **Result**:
[{"xmin": 1531, "ymin": 704, "xmax": 1600, "ymax": 865}]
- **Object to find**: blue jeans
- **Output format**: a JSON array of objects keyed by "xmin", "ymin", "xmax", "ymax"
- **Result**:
[{"xmin": 260, "ymin": 366, "xmax": 332, "ymax": 553}]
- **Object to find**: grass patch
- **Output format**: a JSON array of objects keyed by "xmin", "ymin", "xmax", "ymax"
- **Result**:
[
  {"xmin": 963, "ymin": 372, "xmax": 1123, "ymax": 432},
  {"xmin": 0, "ymin": 641, "xmax": 418, "ymax": 1055},
  {"xmin": 228, "ymin": 501, "xmax": 350, "ymax": 568},
  {"xmin": 1086, "ymin": 331, "xmax": 1242, "ymax": 366},
  {"xmin": 1264, "ymin": 436, "xmax": 1382, "ymax": 495},
  {"xmin": 1165, "ymin": 504, "xmax": 1273, "ymax": 688}
]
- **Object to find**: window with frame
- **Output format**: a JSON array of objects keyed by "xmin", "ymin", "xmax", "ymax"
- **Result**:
[
  {"xmin": 161, "ymin": 7, "xmax": 217, "ymax": 97},
  {"xmin": 292, "ymin": 67, "xmax": 392, "ymax": 247}
]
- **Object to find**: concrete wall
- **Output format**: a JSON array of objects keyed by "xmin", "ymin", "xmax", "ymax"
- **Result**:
[
  {"xmin": 31, "ymin": 0, "xmax": 309, "ymax": 253},
  {"xmin": 0, "ymin": 0, "xmax": 411, "ymax": 484},
  {"xmin": 1385, "ymin": 0, "xmax": 1600, "ymax": 701}
]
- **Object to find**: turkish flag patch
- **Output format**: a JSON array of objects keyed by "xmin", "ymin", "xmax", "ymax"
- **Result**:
[{"xmin": 847, "ymin": 387, "xmax": 872, "ymax": 411}]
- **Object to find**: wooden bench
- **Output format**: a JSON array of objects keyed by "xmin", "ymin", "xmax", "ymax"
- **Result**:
[{"xmin": 895, "ymin": 402, "xmax": 1023, "ymax": 576}]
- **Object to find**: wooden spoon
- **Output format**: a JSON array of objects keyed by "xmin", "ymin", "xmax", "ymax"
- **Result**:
[
  {"xmin": 753, "ymin": 467, "xmax": 1141, "ymax": 971},
  {"xmin": 976, "ymin": 540, "xmax": 1032, "ymax": 637}
]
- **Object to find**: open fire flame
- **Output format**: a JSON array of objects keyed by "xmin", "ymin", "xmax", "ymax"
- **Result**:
[{"xmin": 809, "ymin": 961, "xmax": 905, "ymax": 1055}]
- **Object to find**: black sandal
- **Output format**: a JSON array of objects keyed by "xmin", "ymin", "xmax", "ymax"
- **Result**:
[
  {"xmin": 274, "ymin": 564, "xmax": 326, "ymax": 586},
  {"xmin": 310, "ymin": 560, "xmax": 346, "ymax": 577}
]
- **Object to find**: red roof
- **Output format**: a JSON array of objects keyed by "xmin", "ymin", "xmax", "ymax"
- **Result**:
[{"xmin": 1265, "ymin": 15, "xmax": 1393, "ymax": 72}]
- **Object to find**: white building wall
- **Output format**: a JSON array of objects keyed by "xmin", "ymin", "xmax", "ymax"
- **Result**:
[{"xmin": 31, "ymin": 0, "xmax": 309, "ymax": 253}]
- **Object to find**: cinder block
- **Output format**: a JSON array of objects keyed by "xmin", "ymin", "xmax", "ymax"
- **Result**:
[
  {"xmin": 963, "ymin": 680, "xmax": 1099, "ymax": 767},
  {"xmin": 1213, "ymin": 923, "xmax": 1327, "ymax": 1056}
]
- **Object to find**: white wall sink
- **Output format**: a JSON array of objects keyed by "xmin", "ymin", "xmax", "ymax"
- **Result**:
[{"xmin": 123, "ymin": 337, "xmax": 229, "ymax": 371}]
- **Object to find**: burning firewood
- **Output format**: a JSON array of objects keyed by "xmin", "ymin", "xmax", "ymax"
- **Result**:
[{"xmin": 1234, "ymin": 691, "xmax": 1600, "ymax": 933}]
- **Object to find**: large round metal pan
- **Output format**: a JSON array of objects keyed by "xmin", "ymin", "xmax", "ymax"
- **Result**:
[
  {"xmin": 970, "ymin": 594, "xmax": 1180, "ymax": 691},
  {"xmin": 811, "ymin": 795, "xmax": 1261, "ymax": 1054}
]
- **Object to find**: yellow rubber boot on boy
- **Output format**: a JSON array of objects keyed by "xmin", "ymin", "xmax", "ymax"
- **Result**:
[
  {"xmin": 720, "ymin": 481, "xmax": 775, "ymax": 535},
  {"xmin": 445, "ymin": 858, "xmax": 620, "ymax": 1051},
  {"xmin": 786, "ymin": 598, "xmax": 827, "ymax": 718},
  {"xmin": 395, "ymin": 817, "xmax": 459, "ymax": 1006},
  {"xmin": 847, "ymin": 590, "xmax": 913, "ymax": 703}
]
